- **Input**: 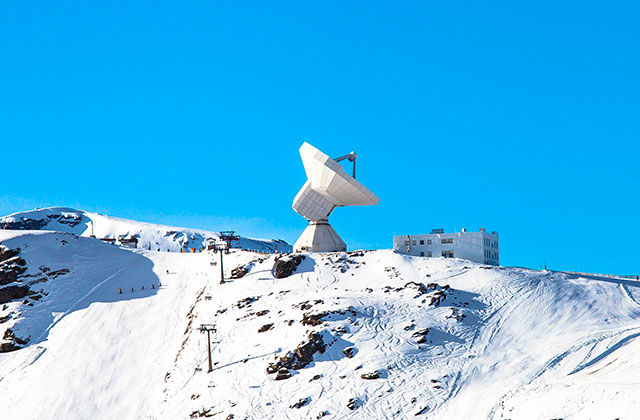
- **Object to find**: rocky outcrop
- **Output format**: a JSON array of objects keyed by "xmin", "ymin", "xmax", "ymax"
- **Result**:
[
  {"xmin": 0, "ymin": 247, "xmax": 20, "ymax": 262},
  {"xmin": 230, "ymin": 264, "xmax": 250, "ymax": 279},
  {"xmin": 0, "ymin": 259, "xmax": 27, "ymax": 286},
  {"xmin": 273, "ymin": 255, "xmax": 306, "ymax": 278},
  {"xmin": 258, "ymin": 323, "xmax": 274, "ymax": 333},
  {"xmin": 266, "ymin": 331, "xmax": 326, "ymax": 377},
  {"xmin": 290, "ymin": 397, "xmax": 310, "ymax": 409},
  {"xmin": 1, "ymin": 327, "xmax": 29, "ymax": 353},
  {"xmin": 343, "ymin": 347, "xmax": 356, "ymax": 358},
  {"xmin": 360, "ymin": 371, "xmax": 380, "ymax": 380},
  {"xmin": 0, "ymin": 285, "xmax": 30, "ymax": 305},
  {"xmin": 346, "ymin": 397, "xmax": 360, "ymax": 410},
  {"xmin": 301, "ymin": 307, "xmax": 357, "ymax": 326},
  {"xmin": 0, "ymin": 247, "xmax": 27, "ymax": 286},
  {"xmin": 234, "ymin": 296, "xmax": 259, "ymax": 309},
  {"xmin": 0, "ymin": 212, "xmax": 82, "ymax": 230}
]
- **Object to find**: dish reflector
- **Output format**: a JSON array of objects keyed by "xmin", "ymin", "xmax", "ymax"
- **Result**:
[{"xmin": 293, "ymin": 142, "xmax": 379, "ymax": 221}]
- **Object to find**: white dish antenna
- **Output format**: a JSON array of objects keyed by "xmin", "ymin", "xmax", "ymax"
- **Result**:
[{"xmin": 292, "ymin": 142, "xmax": 380, "ymax": 252}]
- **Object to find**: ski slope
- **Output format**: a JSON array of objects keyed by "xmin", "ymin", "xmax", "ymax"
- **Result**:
[
  {"xmin": 0, "ymin": 207, "xmax": 290, "ymax": 253},
  {"xmin": 1, "ymin": 230, "xmax": 640, "ymax": 419}
]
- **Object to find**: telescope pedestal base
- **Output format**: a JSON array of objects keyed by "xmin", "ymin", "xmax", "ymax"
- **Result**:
[{"xmin": 293, "ymin": 219, "xmax": 346, "ymax": 253}]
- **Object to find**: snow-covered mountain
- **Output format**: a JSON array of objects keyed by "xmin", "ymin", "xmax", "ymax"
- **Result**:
[
  {"xmin": 0, "ymin": 207, "xmax": 291, "ymax": 253},
  {"xmin": 1, "ymin": 225, "xmax": 640, "ymax": 419}
]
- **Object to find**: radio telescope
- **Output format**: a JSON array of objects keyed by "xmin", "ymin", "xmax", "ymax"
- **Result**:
[{"xmin": 292, "ymin": 142, "xmax": 380, "ymax": 253}]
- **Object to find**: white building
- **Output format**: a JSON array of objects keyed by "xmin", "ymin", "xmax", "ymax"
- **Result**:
[{"xmin": 393, "ymin": 228, "xmax": 499, "ymax": 266}]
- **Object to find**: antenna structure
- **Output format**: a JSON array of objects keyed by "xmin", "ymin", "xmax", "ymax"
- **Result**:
[{"xmin": 291, "ymin": 142, "xmax": 379, "ymax": 253}]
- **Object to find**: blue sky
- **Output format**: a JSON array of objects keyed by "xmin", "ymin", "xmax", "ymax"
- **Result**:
[{"xmin": 1, "ymin": 1, "xmax": 639, "ymax": 274}]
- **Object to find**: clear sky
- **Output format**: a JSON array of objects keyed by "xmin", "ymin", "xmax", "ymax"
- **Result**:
[{"xmin": 1, "ymin": 1, "xmax": 639, "ymax": 274}]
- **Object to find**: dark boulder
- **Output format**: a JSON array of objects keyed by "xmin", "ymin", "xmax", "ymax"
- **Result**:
[
  {"xmin": 346, "ymin": 397, "xmax": 360, "ymax": 410},
  {"xmin": 258, "ymin": 323, "xmax": 274, "ymax": 333},
  {"xmin": 360, "ymin": 371, "xmax": 380, "ymax": 380},
  {"xmin": 275, "ymin": 368, "xmax": 291, "ymax": 380},
  {"xmin": 343, "ymin": 347, "xmax": 356, "ymax": 358},
  {"xmin": 274, "ymin": 255, "xmax": 306, "ymax": 278},
  {"xmin": 290, "ymin": 397, "xmax": 310, "ymax": 409},
  {"xmin": 230, "ymin": 264, "xmax": 250, "ymax": 279}
]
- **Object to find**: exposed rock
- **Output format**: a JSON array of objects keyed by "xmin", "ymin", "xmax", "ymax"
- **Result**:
[
  {"xmin": 301, "ymin": 312, "xmax": 328, "ymax": 326},
  {"xmin": 3, "ymin": 328, "xmax": 27, "ymax": 344},
  {"xmin": 412, "ymin": 328, "xmax": 429, "ymax": 337},
  {"xmin": 258, "ymin": 323, "xmax": 274, "ymax": 333},
  {"xmin": 447, "ymin": 308, "xmax": 467, "ymax": 322},
  {"xmin": 234, "ymin": 296, "xmax": 259, "ymax": 309},
  {"xmin": 415, "ymin": 406, "xmax": 429, "ymax": 415},
  {"xmin": 403, "ymin": 281, "xmax": 429, "ymax": 295},
  {"xmin": 256, "ymin": 309, "xmax": 269, "ymax": 316},
  {"xmin": 343, "ymin": 347, "xmax": 356, "ymax": 358},
  {"xmin": 236, "ymin": 311, "xmax": 255, "ymax": 321},
  {"xmin": 275, "ymin": 368, "xmax": 291, "ymax": 380},
  {"xmin": 295, "ymin": 332, "xmax": 325, "ymax": 363},
  {"xmin": 45, "ymin": 268, "xmax": 70, "ymax": 279},
  {"xmin": 0, "ymin": 262, "xmax": 27, "ymax": 286},
  {"xmin": 347, "ymin": 251, "xmax": 365, "ymax": 257},
  {"xmin": 428, "ymin": 290, "xmax": 447, "ymax": 307},
  {"xmin": 290, "ymin": 397, "xmax": 310, "ymax": 409},
  {"xmin": 360, "ymin": 371, "xmax": 380, "ymax": 380},
  {"xmin": 230, "ymin": 260, "xmax": 257, "ymax": 279},
  {"xmin": 346, "ymin": 397, "xmax": 360, "ymax": 410},
  {"xmin": 2, "ymin": 327, "xmax": 28, "ymax": 352},
  {"xmin": 1, "ymin": 212, "xmax": 83, "ymax": 231},
  {"xmin": 0, "ymin": 218, "xmax": 48, "ymax": 230},
  {"xmin": 274, "ymin": 255, "xmax": 306, "ymax": 278},
  {"xmin": 0, "ymin": 247, "xmax": 20, "ymax": 262},
  {"xmin": 301, "ymin": 307, "xmax": 357, "ymax": 326},
  {"xmin": 334, "ymin": 326, "xmax": 347, "ymax": 334},
  {"xmin": 295, "ymin": 299, "xmax": 324, "ymax": 311},
  {"xmin": 266, "ymin": 364, "xmax": 278, "ymax": 374},
  {"xmin": 0, "ymin": 285, "xmax": 30, "ymax": 305},
  {"xmin": 267, "ymin": 331, "xmax": 326, "ymax": 375},
  {"xmin": 0, "ymin": 247, "xmax": 28, "ymax": 286},
  {"xmin": 0, "ymin": 342, "xmax": 21, "ymax": 352}
]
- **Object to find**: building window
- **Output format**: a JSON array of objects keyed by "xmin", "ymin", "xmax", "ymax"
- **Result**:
[
  {"xmin": 442, "ymin": 250, "xmax": 454, "ymax": 258},
  {"xmin": 419, "ymin": 240, "xmax": 424, "ymax": 245},
  {"xmin": 427, "ymin": 239, "xmax": 432, "ymax": 244},
  {"xmin": 404, "ymin": 241, "xmax": 409, "ymax": 246},
  {"xmin": 412, "ymin": 240, "xmax": 417, "ymax": 245},
  {"xmin": 441, "ymin": 238, "xmax": 453, "ymax": 244},
  {"xmin": 420, "ymin": 251, "xmax": 424, "ymax": 256},
  {"xmin": 427, "ymin": 251, "xmax": 432, "ymax": 257}
]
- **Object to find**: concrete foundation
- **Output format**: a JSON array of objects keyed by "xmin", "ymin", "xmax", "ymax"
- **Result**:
[{"xmin": 293, "ymin": 219, "xmax": 346, "ymax": 253}]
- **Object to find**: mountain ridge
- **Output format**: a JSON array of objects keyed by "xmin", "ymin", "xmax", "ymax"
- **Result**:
[{"xmin": 0, "ymin": 211, "xmax": 639, "ymax": 419}]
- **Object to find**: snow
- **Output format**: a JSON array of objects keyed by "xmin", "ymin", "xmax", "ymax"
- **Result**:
[
  {"xmin": 1, "ymin": 227, "xmax": 640, "ymax": 419},
  {"xmin": 0, "ymin": 207, "xmax": 291, "ymax": 253}
]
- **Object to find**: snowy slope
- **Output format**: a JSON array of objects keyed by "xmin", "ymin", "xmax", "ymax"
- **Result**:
[
  {"xmin": 1, "ymin": 230, "xmax": 640, "ymax": 419},
  {"xmin": 0, "ymin": 207, "xmax": 291, "ymax": 253}
]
